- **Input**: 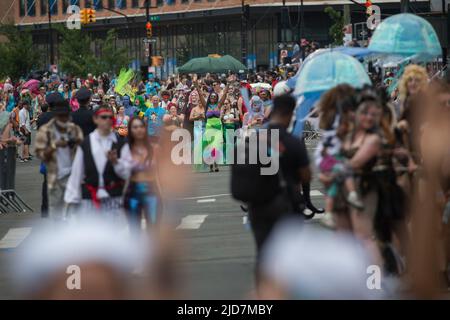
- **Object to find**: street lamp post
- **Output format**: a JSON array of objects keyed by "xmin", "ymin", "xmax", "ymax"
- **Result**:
[
  {"xmin": 48, "ymin": 1, "xmax": 55, "ymax": 66},
  {"xmin": 241, "ymin": 0, "xmax": 248, "ymax": 66}
]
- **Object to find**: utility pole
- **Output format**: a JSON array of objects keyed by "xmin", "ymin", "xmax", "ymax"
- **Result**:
[
  {"xmin": 282, "ymin": 0, "xmax": 287, "ymax": 43},
  {"xmin": 146, "ymin": 0, "xmax": 152, "ymax": 79},
  {"xmin": 241, "ymin": 0, "xmax": 248, "ymax": 66},
  {"xmin": 48, "ymin": 0, "xmax": 54, "ymax": 66},
  {"xmin": 400, "ymin": 0, "xmax": 409, "ymax": 12},
  {"xmin": 300, "ymin": 0, "xmax": 304, "ymax": 61}
]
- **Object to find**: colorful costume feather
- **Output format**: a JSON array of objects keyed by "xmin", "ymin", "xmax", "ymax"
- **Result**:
[{"xmin": 115, "ymin": 69, "xmax": 135, "ymax": 101}]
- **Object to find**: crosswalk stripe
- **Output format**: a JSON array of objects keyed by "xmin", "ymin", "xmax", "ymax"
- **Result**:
[
  {"xmin": 177, "ymin": 193, "xmax": 230, "ymax": 200},
  {"xmin": 197, "ymin": 198, "xmax": 216, "ymax": 203},
  {"xmin": 310, "ymin": 190, "xmax": 324, "ymax": 196},
  {"xmin": 176, "ymin": 215, "xmax": 208, "ymax": 230},
  {"xmin": 0, "ymin": 227, "xmax": 32, "ymax": 249}
]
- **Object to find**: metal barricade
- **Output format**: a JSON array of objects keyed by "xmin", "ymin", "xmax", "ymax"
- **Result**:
[{"xmin": 0, "ymin": 145, "xmax": 33, "ymax": 213}]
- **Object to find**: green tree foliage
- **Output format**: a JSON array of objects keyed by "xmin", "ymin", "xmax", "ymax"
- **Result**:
[
  {"xmin": 96, "ymin": 29, "xmax": 130, "ymax": 76},
  {"xmin": 56, "ymin": 25, "xmax": 97, "ymax": 77},
  {"xmin": 0, "ymin": 24, "xmax": 41, "ymax": 81},
  {"xmin": 324, "ymin": 6, "xmax": 345, "ymax": 46},
  {"xmin": 57, "ymin": 26, "xmax": 130, "ymax": 77}
]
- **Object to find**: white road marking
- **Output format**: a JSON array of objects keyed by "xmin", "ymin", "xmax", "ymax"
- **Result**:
[
  {"xmin": 197, "ymin": 198, "xmax": 216, "ymax": 203},
  {"xmin": 176, "ymin": 215, "xmax": 208, "ymax": 230},
  {"xmin": 176, "ymin": 193, "xmax": 230, "ymax": 200},
  {"xmin": 141, "ymin": 218, "xmax": 147, "ymax": 230},
  {"xmin": 243, "ymin": 216, "xmax": 248, "ymax": 225},
  {"xmin": 310, "ymin": 189, "xmax": 324, "ymax": 196},
  {"xmin": 0, "ymin": 227, "xmax": 32, "ymax": 249}
]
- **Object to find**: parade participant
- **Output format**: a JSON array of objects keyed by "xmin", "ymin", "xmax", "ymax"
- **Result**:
[
  {"xmin": 144, "ymin": 95, "xmax": 167, "ymax": 144},
  {"xmin": 122, "ymin": 95, "xmax": 138, "ymax": 118},
  {"xmin": 62, "ymin": 84, "xmax": 71, "ymax": 100},
  {"xmin": 258, "ymin": 89, "xmax": 273, "ymax": 119},
  {"xmin": 72, "ymin": 87, "xmax": 96, "ymax": 137},
  {"xmin": 160, "ymin": 90, "xmax": 171, "ymax": 110},
  {"xmin": 163, "ymin": 103, "xmax": 184, "ymax": 131},
  {"xmin": 221, "ymin": 99, "xmax": 239, "ymax": 163},
  {"xmin": 116, "ymin": 106, "xmax": 129, "ymax": 137},
  {"xmin": 134, "ymin": 95, "xmax": 148, "ymax": 118},
  {"xmin": 395, "ymin": 64, "xmax": 428, "ymax": 119},
  {"xmin": 124, "ymin": 117, "xmax": 162, "ymax": 232},
  {"xmin": 338, "ymin": 96, "xmax": 384, "ymax": 266},
  {"xmin": 188, "ymin": 90, "xmax": 206, "ymax": 170},
  {"xmin": 18, "ymin": 100, "xmax": 33, "ymax": 162},
  {"xmin": 64, "ymin": 106, "xmax": 132, "ymax": 216},
  {"xmin": 196, "ymin": 80, "xmax": 229, "ymax": 172},
  {"xmin": 35, "ymin": 100, "xmax": 83, "ymax": 220},
  {"xmin": 242, "ymin": 96, "xmax": 265, "ymax": 130},
  {"xmin": 146, "ymin": 78, "xmax": 161, "ymax": 96}
]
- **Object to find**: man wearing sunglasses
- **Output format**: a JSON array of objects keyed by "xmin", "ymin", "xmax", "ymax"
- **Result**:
[{"xmin": 65, "ymin": 106, "xmax": 132, "ymax": 217}]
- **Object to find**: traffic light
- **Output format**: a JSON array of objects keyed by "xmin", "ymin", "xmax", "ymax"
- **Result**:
[
  {"xmin": 146, "ymin": 22, "xmax": 153, "ymax": 38},
  {"xmin": 80, "ymin": 9, "xmax": 88, "ymax": 24},
  {"xmin": 365, "ymin": 0, "xmax": 373, "ymax": 15},
  {"xmin": 87, "ymin": 9, "xmax": 96, "ymax": 23},
  {"xmin": 151, "ymin": 56, "xmax": 164, "ymax": 67}
]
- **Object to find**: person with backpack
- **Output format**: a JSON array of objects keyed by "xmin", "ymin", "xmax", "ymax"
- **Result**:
[{"xmin": 231, "ymin": 94, "xmax": 311, "ymax": 282}]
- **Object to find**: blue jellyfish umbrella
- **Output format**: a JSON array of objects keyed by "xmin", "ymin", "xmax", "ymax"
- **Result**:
[
  {"xmin": 291, "ymin": 50, "xmax": 371, "ymax": 137},
  {"xmin": 368, "ymin": 13, "xmax": 442, "ymax": 61},
  {"xmin": 294, "ymin": 51, "xmax": 371, "ymax": 96}
]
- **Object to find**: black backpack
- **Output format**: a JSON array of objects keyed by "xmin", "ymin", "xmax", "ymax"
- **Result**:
[{"xmin": 230, "ymin": 129, "xmax": 282, "ymax": 205}]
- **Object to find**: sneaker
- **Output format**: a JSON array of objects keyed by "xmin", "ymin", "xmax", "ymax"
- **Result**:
[
  {"xmin": 347, "ymin": 191, "xmax": 364, "ymax": 210},
  {"xmin": 320, "ymin": 212, "xmax": 336, "ymax": 229},
  {"xmin": 19, "ymin": 158, "xmax": 25, "ymax": 163}
]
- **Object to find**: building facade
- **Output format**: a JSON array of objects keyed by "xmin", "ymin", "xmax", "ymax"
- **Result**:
[{"xmin": 10, "ymin": 0, "xmax": 431, "ymax": 77}]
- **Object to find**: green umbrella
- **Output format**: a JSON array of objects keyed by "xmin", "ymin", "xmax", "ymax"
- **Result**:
[{"xmin": 177, "ymin": 55, "xmax": 247, "ymax": 74}]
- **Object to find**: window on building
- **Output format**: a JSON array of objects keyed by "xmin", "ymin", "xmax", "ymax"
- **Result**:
[
  {"xmin": 167, "ymin": 0, "xmax": 175, "ymax": 5},
  {"xmin": 156, "ymin": 0, "xmax": 163, "ymax": 6},
  {"xmin": 40, "ymin": 0, "xmax": 47, "ymax": 15},
  {"xmin": 194, "ymin": 0, "xmax": 201, "ymax": 2},
  {"xmin": 70, "ymin": 0, "xmax": 80, "ymax": 5},
  {"xmin": 94, "ymin": 0, "xmax": 104, "ymax": 10},
  {"xmin": 85, "ymin": 0, "xmax": 92, "ymax": 8},
  {"xmin": 181, "ymin": 0, "xmax": 188, "ymax": 3},
  {"xmin": 108, "ymin": 0, "xmax": 114, "ymax": 8},
  {"xmin": 19, "ymin": 0, "xmax": 26, "ymax": 16},
  {"xmin": 50, "ymin": 0, "xmax": 58, "ymax": 15},
  {"xmin": 116, "ymin": 0, "xmax": 127, "ymax": 8},
  {"xmin": 131, "ymin": 0, "xmax": 139, "ymax": 7},
  {"xmin": 62, "ymin": 0, "xmax": 69, "ymax": 11},
  {"xmin": 27, "ymin": 0, "xmax": 36, "ymax": 16}
]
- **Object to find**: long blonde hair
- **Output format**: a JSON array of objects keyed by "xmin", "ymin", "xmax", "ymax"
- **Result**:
[{"xmin": 398, "ymin": 64, "xmax": 428, "ymax": 101}]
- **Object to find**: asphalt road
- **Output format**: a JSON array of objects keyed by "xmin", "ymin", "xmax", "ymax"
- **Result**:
[{"xmin": 0, "ymin": 145, "xmax": 325, "ymax": 299}]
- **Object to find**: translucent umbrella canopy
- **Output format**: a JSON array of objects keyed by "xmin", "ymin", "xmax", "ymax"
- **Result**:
[
  {"xmin": 368, "ymin": 13, "xmax": 442, "ymax": 61},
  {"xmin": 294, "ymin": 51, "xmax": 371, "ymax": 95}
]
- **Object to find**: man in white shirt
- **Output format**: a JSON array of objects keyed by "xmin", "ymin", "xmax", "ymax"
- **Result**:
[
  {"xmin": 18, "ymin": 101, "xmax": 32, "ymax": 162},
  {"xmin": 64, "ymin": 106, "xmax": 132, "ymax": 218}
]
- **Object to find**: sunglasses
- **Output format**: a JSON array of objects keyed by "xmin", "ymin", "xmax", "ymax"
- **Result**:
[{"xmin": 99, "ymin": 115, "xmax": 113, "ymax": 120}]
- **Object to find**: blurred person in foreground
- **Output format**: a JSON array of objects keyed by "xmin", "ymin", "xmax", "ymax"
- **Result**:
[
  {"xmin": 258, "ymin": 218, "xmax": 389, "ymax": 299},
  {"xmin": 12, "ymin": 216, "xmax": 148, "ymax": 299},
  {"xmin": 411, "ymin": 79, "xmax": 450, "ymax": 292}
]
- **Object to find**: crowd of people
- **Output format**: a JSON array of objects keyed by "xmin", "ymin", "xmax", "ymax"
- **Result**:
[{"xmin": 0, "ymin": 59, "xmax": 449, "ymax": 299}]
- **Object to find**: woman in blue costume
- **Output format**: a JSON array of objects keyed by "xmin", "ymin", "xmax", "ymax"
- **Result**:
[
  {"xmin": 124, "ymin": 117, "xmax": 161, "ymax": 233},
  {"xmin": 196, "ymin": 81, "xmax": 229, "ymax": 172}
]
